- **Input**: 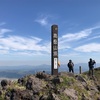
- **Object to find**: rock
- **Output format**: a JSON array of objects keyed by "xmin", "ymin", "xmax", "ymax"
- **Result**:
[
  {"xmin": 20, "ymin": 90, "xmax": 33, "ymax": 99},
  {"xmin": 46, "ymin": 83, "xmax": 60, "ymax": 94},
  {"xmin": 26, "ymin": 76, "xmax": 46, "ymax": 94},
  {"xmin": 52, "ymin": 86, "xmax": 60, "ymax": 94},
  {"xmin": 84, "ymin": 85, "xmax": 90, "ymax": 91},
  {"xmin": 97, "ymin": 85, "xmax": 100, "ymax": 91},
  {"xmin": 26, "ymin": 78, "xmax": 32, "ymax": 90},
  {"xmin": 90, "ymin": 86, "xmax": 99, "ymax": 92},
  {"xmin": 64, "ymin": 88, "xmax": 78, "ymax": 100},
  {"xmin": 97, "ymin": 97, "xmax": 100, "ymax": 100},
  {"xmin": 50, "ymin": 93, "xmax": 60, "ymax": 100},
  {"xmin": 59, "ymin": 72, "xmax": 75, "ymax": 78},
  {"xmin": 0, "ymin": 70, "xmax": 100, "ymax": 100},
  {"xmin": 10, "ymin": 89, "xmax": 21, "ymax": 100},
  {"xmin": 4, "ymin": 96, "xmax": 10, "ymax": 100},
  {"xmin": 81, "ymin": 93, "xmax": 88, "ymax": 100},
  {"xmin": 36, "ymin": 71, "xmax": 49, "ymax": 80},
  {"xmin": 33, "ymin": 89, "xmax": 40, "ymax": 95},
  {"xmin": 5, "ymin": 89, "xmax": 36, "ymax": 100},
  {"xmin": 5, "ymin": 91, "xmax": 12, "ymax": 100},
  {"xmin": 1, "ymin": 79, "xmax": 8, "ymax": 89},
  {"xmin": 46, "ymin": 83, "xmax": 54, "ymax": 89},
  {"xmin": 0, "ymin": 90, "xmax": 2, "ymax": 96},
  {"xmin": 18, "ymin": 78, "xmax": 25, "ymax": 85},
  {"xmin": 31, "ymin": 95, "xmax": 39, "ymax": 100},
  {"xmin": 39, "ymin": 95, "xmax": 48, "ymax": 100},
  {"xmin": 75, "ymin": 75, "xmax": 86, "ymax": 83},
  {"xmin": 52, "ymin": 76, "xmax": 63, "ymax": 85},
  {"xmin": 58, "ymin": 87, "xmax": 66, "ymax": 94},
  {"xmin": 81, "ymin": 82, "xmax": 89, "ymax": 90},
  {"xmin": 89, "ymin": 88, "xmax": 99, "ymax": 98},
  {"xmin": 66, "ymin": 72, "xmax": 75, "ymax": 78}
]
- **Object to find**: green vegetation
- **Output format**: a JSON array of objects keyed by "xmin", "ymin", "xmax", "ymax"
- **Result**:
[
  {"xmin": 59, "ymin": 94, "xmax": 70, "ymax": 100},
  {"xmin": 8, "ymin": 81, "xmax": 26, "ymax": 90},
  {"xmin": 0, "ymin": 67, "xmax": 100, "ymax": 100},
  {"xmin": 57, "ymin": 75, "xmax": 76, "ymax": 88}
]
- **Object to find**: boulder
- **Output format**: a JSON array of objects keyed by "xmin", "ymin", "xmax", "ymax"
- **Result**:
[
  {"xmin": 75, "ymin": 75, "xmax": 86, "ymax": 83},
  {"xmin": 26, "ymin": 76, "xmax": 46, "ymax": 93},
  {"xmin": 5, "ymin": 89, "xmax": 36, "ymax": 100},
  {"xmin": 1, "ymin": 79, "xmax": 8, "ymax": 89},
  {"xmin": 0, "ymin": 90, "xmax": 2, "ymax": 96},
  {"xmin": 18, "ymin": 78, "xmax": 25, "ymax": 85},
  {"xmin": 52, "ymin": 76, "xmax": 63, "ymax": 85},
  {"xmin": 36, "ymin": 71, "xmax": 49, "ymax": 80},
  {"xmin": 50, "ymin": 93, "xmax": 60, "ymax": 100},
  {"xmin": 81, "ymin": 93, "xmax": 88, "ymax": 100},
  {"xmin": 90, "ymin": 86, "xmax": 99, "ymax": 92},
  {"xmin": 46, "ymin": 83, "xmax": 54, "ymax": 89},
  {"xmin": 97, "ymin": 97, "xmax": 100, "ymax": 100},
  {"xmin": 5, "ymin": 91, "xmax": 12, "ymax": 100},
  {"xmin": 97, "ymin": 85, "xmax": 100, "ymax": 91},
  {"xmin": 39, "ymin": 95, "xmax": 48, "ymax": 100},
  {"xmin": 64, "ymin": 88, "xmax": 78, "ymax": 100}
]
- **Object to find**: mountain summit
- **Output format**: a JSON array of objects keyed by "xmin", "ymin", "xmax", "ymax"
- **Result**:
[{"xmin": 0, "ymin": 67, "xmax": 100, "ymax": 100}]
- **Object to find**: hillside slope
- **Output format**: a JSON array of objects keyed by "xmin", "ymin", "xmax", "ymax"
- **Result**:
[{"xmin": 0, "ymin": 67, "xmax": 100, "ymax": 100}]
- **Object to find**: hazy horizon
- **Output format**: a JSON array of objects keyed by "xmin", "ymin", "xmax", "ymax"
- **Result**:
[
  {"xmin": 0, "ymin": 63, "xmax": 100, "ymax": 78},
  {"xmin": 0, "ymin": 62, "xmax": 99, "ymax": 69}
]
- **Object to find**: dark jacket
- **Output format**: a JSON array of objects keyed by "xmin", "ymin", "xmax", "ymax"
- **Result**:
[
  {"xmin": 67, "ymin": 62, "xmax": 74, "ymax": 68},
  {"xmin": 88, "ymin": 60, "xmax": 96, "ymax": 68}
]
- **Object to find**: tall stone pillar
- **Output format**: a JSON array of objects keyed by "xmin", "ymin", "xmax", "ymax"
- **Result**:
[{"xmin": 51, "ymin": 25, "xmax": 58, "ymax": 75}]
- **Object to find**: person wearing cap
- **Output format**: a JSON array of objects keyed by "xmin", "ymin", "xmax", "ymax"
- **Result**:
[
  {"xmin": 67, "ymin": 60, "xmax": 74, "ymax": 73},
  {"xmin": 88, "ymin": 58, "xmax": 96, "ymax": 76}
]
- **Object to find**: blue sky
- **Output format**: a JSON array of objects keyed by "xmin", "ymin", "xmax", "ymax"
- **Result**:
[{"xmin": 0, "ymin": 0, "xmax": 100, "ymax": 66}]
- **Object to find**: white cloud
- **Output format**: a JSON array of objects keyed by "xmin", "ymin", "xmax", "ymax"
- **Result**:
[
  {"xmin": 74, "ymin": 43, "xmax": 100, "ymax": 52},
  {"xmin": 58, "ymin": 26, "xmax": 100, "ymax": 50},
  {"xmin": 58, "ymin": 44, "xmax": 70, "ymax": 50},
  {"xmin": 59, "ymin": 28, "xmax": 92, "ymax": 43},
  {"xmin": 0, "ymin": 49, "xmax": 9, "ymax": 54},
  {"xmin": 58, "ymin": 28, "xmax": 91, "ymax": 50},
  {"xmin": 1, "ymin": 25, "xmax": 100, "ymax": 56},
  {"xmin": 35, "ymin": 17, "xmax": 48, "ymax": 26},
  {"xmin": 12, "ymin": 51, "xmax": 49, "ymax": 56},
  {"xmin": 0, "ymin": 29, "xmax": 50, "ymax": 55},
  {"xmin": 0, "ymin": 28, "xmax": 12, "ymax": 36},
  {"xmin": 0, "ymin": 22, "xmax": 6, "ymax": 26},
  {"xmin": 87, "ymin": 35, "xmax": 100, "ymax": 41},
  {"xmin": 34, "ymin": 14, "xmax": 54, "ymax": 27},
  {"xmin": 60, "ymin": 52, "xmax": 79, "ymax": 57}
]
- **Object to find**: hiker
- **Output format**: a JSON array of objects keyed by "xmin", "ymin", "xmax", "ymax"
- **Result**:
[
  {"xmin": 67, "ymin": 60, "xmax": 74, "ymax": 73},
  {"xmin": 88, "ymin": 58, "xmax": 96, "ymax": 76}
]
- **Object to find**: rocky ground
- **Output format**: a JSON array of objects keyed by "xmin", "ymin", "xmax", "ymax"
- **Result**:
[{"xmin": 0, "ymin": 67, "xmax": 100, "ymax": 100}]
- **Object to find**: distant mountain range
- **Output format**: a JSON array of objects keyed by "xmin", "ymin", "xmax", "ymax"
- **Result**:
[{"xmin": 0, "ymin": 63, "xmax": 100, "ymax": 78}]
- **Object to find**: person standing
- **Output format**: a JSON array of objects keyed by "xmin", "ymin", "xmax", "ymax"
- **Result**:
[
  {"xmin": 88, "ymin": 58, "xmax": 96, "ymax": 76},
  {"xmin": 67, "ymin": 60, "xmax": 74, "ymax": 73}
]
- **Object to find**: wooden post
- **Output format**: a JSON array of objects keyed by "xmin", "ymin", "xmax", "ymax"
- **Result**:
[{"xmin": 79, "ymin": 66, "xmax": 82, "ymax": 74}]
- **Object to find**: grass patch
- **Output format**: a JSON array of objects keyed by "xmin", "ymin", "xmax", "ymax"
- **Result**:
[
  {"xmin": 59, "ymin": 94, "xmax": 70, "ymax": 100},
  {"xmin": 74, "ymin": 85, "xmax": 89, "ymax": 100},
  {"xmin": 58, "ymin": 76, "xmax": 76, "ymax": 88}
]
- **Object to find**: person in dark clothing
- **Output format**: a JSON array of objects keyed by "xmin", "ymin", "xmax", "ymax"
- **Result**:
[
  {"xmin": 67, "ymin": 60, "xmax": 74, "ymax": 73},
  {"xmin": 88, "ymin": 58, "xmax": 96, "ymax": 76}
]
